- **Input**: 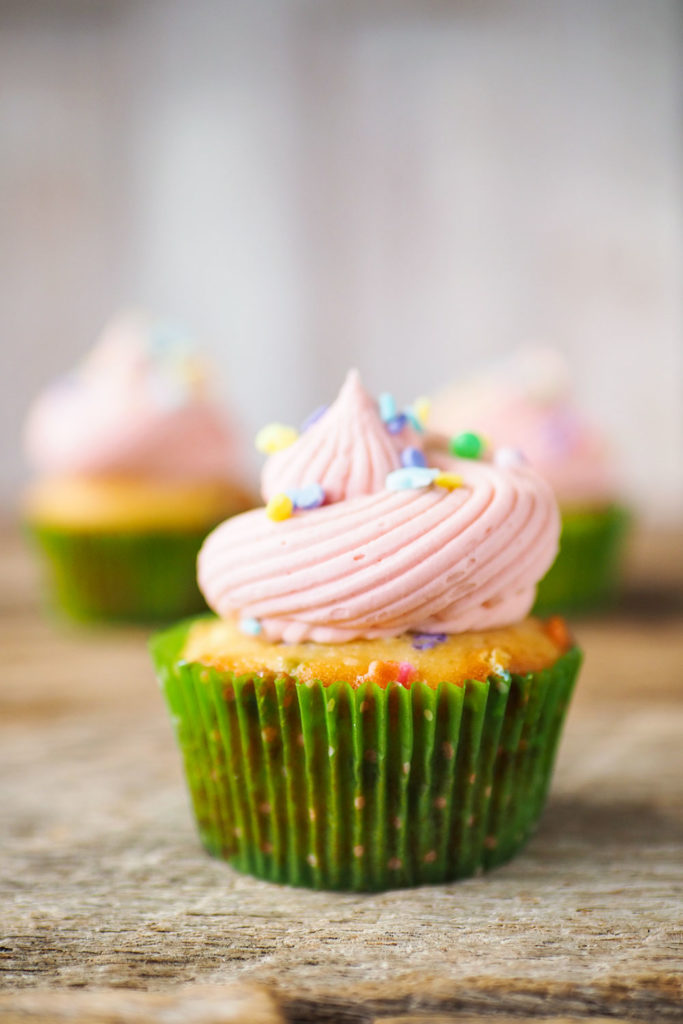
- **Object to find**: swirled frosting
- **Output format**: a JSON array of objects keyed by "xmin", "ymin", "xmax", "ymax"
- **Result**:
[
  {"xmin": 262, "ymin": 369, "xmax": 409, "ymax": 503},
  {"xmin": 429, "ymin": 348, "xmax": 616, "ymax": 506},
  {"xmin": 24, "ymin": 312, "xmax": 249, "ymax": 484},
  {"xmin": 198, "ymin": 371, "xmax": 560, "ymax": 642}
]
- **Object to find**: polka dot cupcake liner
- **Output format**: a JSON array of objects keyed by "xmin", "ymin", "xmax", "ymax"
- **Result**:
[
  {"xmin": 26, "ymin": 523, "xmax": 215, "ymax": 624},
  {"xmin": 533, "ymin": 503, "xmax": 630, "ymax": 616},
  {"xmin": 152, "ymin": 620, "xmax": 581, "ymax": 891}
]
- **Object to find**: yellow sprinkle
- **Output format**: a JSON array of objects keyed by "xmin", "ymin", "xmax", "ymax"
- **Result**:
[
  {"xmin": 434, "ymin": 472, "xmax": 463, "ymax": 491},
  {"xmin": 412, "ymin": 396, "xmax": 431, "ymax": 427},
  {"xmin": 266, "ymin": 493, "xmax": 293, "ymax": 521},
  {"xmin": 255, "ymin": 422, "xmax": 299, "ymax": 454},
  {"xmin": 183, "ymin": 358, "xmax": 208, "ymax": 397}
]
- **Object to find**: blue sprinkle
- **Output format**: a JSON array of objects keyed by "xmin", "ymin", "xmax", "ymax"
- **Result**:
[
  {"xmin": 385, "ymin": 413, "xmax": 408, "ymax": 435},
  {"xmin": 301, "ymin": 404, "xmax": 328, "ymax": 432},
  {"xmin": 149, "ymin": 321, "xmax": 192, "ymax": 354},
  {"xmin": 240, "ymin": 617, "xmax": 262, "ymax": 636},
  {"xmin": 411, "ymin": 632, "xmax": 448, "ymax": 651},
  {"xmin": 287, "ymin": 482, "xmax": 325, "ymax": 510},
  {"xmin": 405, "ymin": 409, "xmax": 424, "ymax": 434},
  {"xmin": 400, "ymin": 446, "xmax": 427, "ymax": 468},
  {"xmin": 386, "ymin": 467, "xmax": 439, "ymax": 491},
  {"xmin": 379, "ymin": 392, "xmax": 397, "ymax": 422}
]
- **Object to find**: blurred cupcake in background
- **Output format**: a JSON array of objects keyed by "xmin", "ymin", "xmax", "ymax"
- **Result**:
[
  {"xmin": 428, "ymin": 348, "xmax": 629, "ymax": 615},
  {"xmin": 23, "ymin": 312, "xmax": 254, "ymax": 623}
]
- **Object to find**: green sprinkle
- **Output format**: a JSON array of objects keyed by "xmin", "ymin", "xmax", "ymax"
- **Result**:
[{"xmin": 449, "ymin": 431, "xmax": 485, "ymax": 459}]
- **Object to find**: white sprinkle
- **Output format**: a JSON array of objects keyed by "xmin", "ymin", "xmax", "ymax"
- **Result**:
[
  {"xmin": 386, "ymin": 467, "xmax": 439, "ymax": 491},
  {"xmin": 494, "ymin": 446, "xmax": 527, "ymax": 468}
]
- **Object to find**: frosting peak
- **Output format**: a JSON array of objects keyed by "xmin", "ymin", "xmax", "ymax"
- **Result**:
[
  {"xmin": 262, "ymin": 369, "xmax": 402, "ymax": 504},
  {"xmin": 24, "ymin": 312, "xmax": 249, "ymax": 485},
  {"xmin": 198, "ymin": 372, "xmax": 561, "ymax": 643}
]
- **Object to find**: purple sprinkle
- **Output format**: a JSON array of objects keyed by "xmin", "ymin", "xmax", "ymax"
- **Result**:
[
  {"xmin": 385, "ymin": 413, "xmax": 408, "ymax": 435},
  {"xmin": 411, "ymin": 632, "xmax": 448, "ymax": 651},
  {"xmin": 541, "ymin": 410, "xmax": 580, "ymax": 455},
  {"xmin": 400, "ymin": 446, "xmax": 427, "ymax": 469},
  {"xmin": 301, "ymin": 404, "xmax": 328, "ymax": 432}
]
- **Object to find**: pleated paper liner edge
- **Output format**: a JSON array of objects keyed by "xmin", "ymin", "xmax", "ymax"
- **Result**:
[
  {"xmin": 533, "ymin": 503, "xmax": 630, "ymax": 616},
  {"xmin": 152, "ymin": 619, "xmax": 581, "ymax": 891},
  {"xmin": 26, "ymin": 522, "xmax": 215, "ymax": 624}
]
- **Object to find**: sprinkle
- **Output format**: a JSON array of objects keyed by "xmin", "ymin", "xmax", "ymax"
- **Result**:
[
  {"xmin": 240, "ymin": 616, "xmax": 262, "ymax": 636},
  {"xmin": 412, "ymin": 396, "xmax": 431, "ymax": 427},
  {"xmin": 301, "ymin": 404, "xmax": 328, "ymax": 432},
  {"xmin": 386, "ymin": 467, "xmax": 439, "ymax": 491},
  {"xmin": 397, "ymin": 662, "xmax": 417, "ymax": 686},
  {"xmin": 404, "ymin": 409, "xmax": 424, "ymax": 433},
  {"xmin": 266, "ymin": 493, "xmax": 293, "ymax": 521},
  {"xmin": 434, "ymin": 472, "xmax": 463, "ymax": 491},
  {"xmin": 286, "ymin": 482, "xmax": 325, "ymax": 510},
  {"xmin": 400, "ymin": 447, "xmax": 427, "ymax": 468},
  {"xmin": 385, "ymin": 413, "xmax": 408, "ymax": 435},
  {"xmin": 379, "ymin": 392, "xmax": 397, "ymax": 422},
  {"xmin": 255, "ymin": 422, "xmax": 299, "ymax": 454},
  {"xmin": 411, "ymin": 632, "xmax": 447, "ymax": 651},
  {"xmin": 449, "ymin": 431, "xmax": 486, "ymax": 460},
  {"xmin": 149, "ymin": 321, "xmax": 192, "ymax": 353},
  {"xmin": 494, "ymin": 446, "xmax": 527, "ymax": 468}
]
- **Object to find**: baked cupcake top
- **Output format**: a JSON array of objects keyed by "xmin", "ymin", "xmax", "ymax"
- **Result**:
[
  {"xmin": 428, "ymin": 348, "xmax": 616, "ymax": 507},
  {"xmin": 198, "ymin": 370, "xmax": 560, "ymax": 643},
  {"xmin": 24, "ymin": 312, "xmax": 248, "ymax": 485}
]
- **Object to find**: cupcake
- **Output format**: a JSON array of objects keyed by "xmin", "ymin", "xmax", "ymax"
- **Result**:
[
  {"xmin": 23, "ymin": 312, "xmax": 254, "ymax": 623},
  {"xmin": 428, "ymin": 349, "xmax": 629, "ymax": 615},
  {"xmin": 151, "ymin": 370, "xmax": 581, "ymax": 891}
]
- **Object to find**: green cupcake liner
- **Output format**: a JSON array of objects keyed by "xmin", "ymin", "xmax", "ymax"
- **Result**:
[
  {"xmin": 26, "ymin": 523, "xmax": 217, "ymax": 624},
  {"xmin": 152, "ymin": 619, "xmax": 581, "ymax": 891},
  {"xmin": 533, "ymin": 504, "xmax": 630, "ymax": 617}
]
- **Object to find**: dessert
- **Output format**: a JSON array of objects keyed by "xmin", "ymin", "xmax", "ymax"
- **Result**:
[
  {"xmin": 151, "ymin": 370, "xmax": 581, "ymax": 890},
  {"xmin": 23, "ymin": 312, "xmax": 253, "ymax": 622}
]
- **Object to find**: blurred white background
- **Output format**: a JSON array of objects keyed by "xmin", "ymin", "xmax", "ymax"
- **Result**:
[{"xmin": 1, "ymin": 0, "xmax": 681, "ymax": 518}]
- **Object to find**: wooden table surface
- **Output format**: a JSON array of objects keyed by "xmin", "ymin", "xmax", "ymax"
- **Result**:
[{"xmin": 1, "ymin": 524, "xmax": 682, "ymax": 1024}]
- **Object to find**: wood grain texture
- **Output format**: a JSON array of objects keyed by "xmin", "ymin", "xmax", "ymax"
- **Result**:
[
  {"xmin": 0, "ymin": 984, "xmax": 284, "ymax": 1024},
  {"xmin": 1, "ymin": 525, "xmax": 682, "ymax": 1023}
]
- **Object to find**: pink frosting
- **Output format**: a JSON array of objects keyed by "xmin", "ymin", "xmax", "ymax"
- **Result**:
[
  {"xmin": 429, "ymin": 350, "xmax": 616, "ymax": 505},
  {"xmin": 24, "ymin": 312, "xmax": 249, "ymax": 484},
  {"xmin": 198, "ymin": 372, "xmax": 560, "ymax": 642},
  {"xmin": 262, "ymin": 369, "xmax": 406, "ymax": 503}
]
